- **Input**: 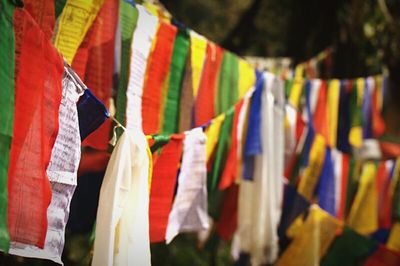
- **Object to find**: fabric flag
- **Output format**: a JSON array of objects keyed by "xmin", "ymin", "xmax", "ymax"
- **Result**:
[
  {"xmin": 7, "ymin": 9, "xmax": 63, "ymax": 248},
  {"xmin": 219, "ymin": 101, "xmax": 244, "ymax": 190},
  {"xmin": 364, "ymin": 245, "xmax": 400, "ymax": 266},
  {"xmin": 9, "ymin": 71, "xmax": 82, "ymax": 264},
  {"xmin": 327, "ymin": 79, "xmax": 340, "ymax": 148},
  {"xmin": 149, "ymin": 135, "xmax": 184, "ymax": 243},
  {"xmin": 297, "ymin": 134, "xmax": 326, "ymax": 201},
  {"xmin": 125, "ymin": 5, "xmax": 158, "ymax": 131},
  {"xmin": 216, "ymin": 184, "xmax": 239, "ymax": 241},
  {"xmin": 165, "ymin": 128, "xmax": 208, "ymax": 244},
  {"xmin": 250, "ymin": 72, "xmax": 285, "ymax": 265},
  {"xmin": 53, "ymin": 0, "xmax": 104, "ymax": 64},
  {"xmin": 276, "ymin": 205, "xmax": 342, "ymax": 266},
  {"xmin": 334, "ymin": 152, "xmax": 350, "ymax": 221},
  {"xmin": 209, "ymin": 107, "xmax": 234, "ymax": 192},
  {"xmin": 141, "ymin": 22, "xmax": 177, "ymax": 135},
  {"xmin": 320, "ymin": 226, "xmax": 377, "ymax": 266},
  {"xmin": 236, "ymin": 179, "xmax": 255, "ymax": 253},
  {"xmin": 349, "ymin": 78, "xmax": 364, "ymax": 148},
  {"xmin": 317, "ymin": 148, "xmax": 336, "ymax": 216},
  {"xmin": 161, "ymin": 28, "xmax": 190, "ymax": 135},
  {"xmin": 205, "ymin": 114, "xmax": 225, "ymax": 163},
  {"xmin": 278, "ymin": 185, "xmax": 310, "ymax": 238},
  {"xmin": 377, "ymin": 160, "xmax": 393, "ymax": 229},
  {"xmin": 115, "ymin": 0, "xmax": 138, "ymax": 126},
  {"xmin": 387, "ymin": 223, "xmax": 400, "ymax": 252},
  {"xmin": 0, "ymin": 0, "xmax": 15, "ymax": 252},
  {"xmin": 194, "ymin": 43, "xmax": 223, "ymax": 126},
  {"xmin": 371, "ymin": 76, "xmax": 385, "ymax": 137},
  {"xmin": 71, "ymin": 0, "xmax": 118, "ymax": 150},
  {"xmin": 92, "ymin": 130, "xmax": 151, "ymax": 266},
  {"xmin": 215, "ymin": 51, "xmax": 239, "ymax": 115},
  {"xmin": 347, "ymin": 162, "xmax": 379, "ymax": 235},
  {"xmin": 288, "ymin": 77, "xmax": 303, "ymax": 109},
  {"xmin": 24, "ymin": 0, "xmax": 55, "ymax": 40},
  {"xmin": 243, "ymin": 72, "xmax": 263, "ymax": 180},
  {"xmin": 337, "ymin": 80, "xmax": 352, "ymax": 153},
  {"xmin": 178, "ymin": 46, "xmax": 194, "ymax": 133},
  {"xmin": 313, "ymin": 80, "xmax": 329, "ymax": 143},
  {"xmin": 235, "ymin": 88, "xmax": 254, "ymax": 183},
  {"xmin": 190, "ymin": 31, "xmax": 207, "ymax": 98},
  {"xmin": 362, "ymin": 77, "xmax": 373, "ymax": 139},
  {"xmin": 238, "ymin": 59, "xmax": 256, "ymax": 99},
  {"xmin": 77, "ymin": 89, "xmax": 109, "ymax": 141}
]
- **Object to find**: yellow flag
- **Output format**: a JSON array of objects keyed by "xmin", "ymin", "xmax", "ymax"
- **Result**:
[
  {"xmin": 238, "ymin": 59, "xmax": 256, "ymax": 99},
  {"xmin": 289, "ymin": 78, "xmax": 304, "ymax": 109},
  {"xmin": 205, "ymin": 114, "xmax": 225, "ymax": 162},
  {"xmin": 375, "ymin": 75, "xmax": 384, "ymax": 112},
  {"xmin": 327, "ymin": 79, "xmax": 340, "ymax": 147},
  {"xmin": 190, "ymin": 32, "xmax": 207, "ymax": 98},
  {"xmin": 387, "ymin": 223, "xmax": 400, "ymax": 252},
  {"xmin": 347, "ymin": 162, "xmax": 378, "ymax": 235},
  {"xmin": 53, "ymin": 0, "xmax": 104, "ymax": 64},
  {"xmin": 276, "ymin": 205, "xmax": 342, "ymax": 266},
  {"xmin": 298, "ymin": 134, "xmax": 326, "ymax": 201},
  {"xmin": 349, "ymin": 127, "xmax": 363, "ymax": 148}
]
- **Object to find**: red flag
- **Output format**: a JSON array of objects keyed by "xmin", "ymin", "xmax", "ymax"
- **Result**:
[
  {"xmin": 216, "ymin": 184, "xmax": 239, "ymax": 241},
  {"xmin": 141, "ymin": 22, "xmax": 177, "ymax": 135},
  {"xmin": 219, "ymin": 101, "xmax": 243, "ymax": 190},
  {"xmin": 24, "ymin": 0, "xmax": 55, "ymax": 40},
  {"xmin": 194, "ymin": 43, "xmax": 223, "ymax": 126},
  {"xmin": 8, "ymin": 9, "xmax": 63, "ymax": 248},
  {"xmin": 364, "ymin": 245, "xmax": 400, "ymax": 266},
  {"xmin": 149, "ymin": 134, "xmax": 184, "ymax": 242}
]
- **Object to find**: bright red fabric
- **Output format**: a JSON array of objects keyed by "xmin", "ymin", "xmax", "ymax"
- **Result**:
[
  {"xmin": 313, "ymin": 80, "xmax": 329, "ymax": 142},
  {"xmin": 371, "ymin": 83, "xmax": 385, "ymax": 137},
  {"xmin": 72, "ymin": 0, "xmax": 118, "ymax": 150},
  {"xmin": 141, "ymin": 22, "xmax": 177, "ymax": 135},
  {"xmin": 24, "ymin": 0, "xmax": 55, "ymax": 40},
  {"xmin": 7, "ymin": 9, "xmax": 63, "ymax": 248},
  {"xmin": 219, "ymin": 101, "xmax": 243, "ymax": 190},
  {"xmin": 364, "ymin": 245, "xmax": 400, "ymax": 266},
  {"xmin": 194, "ymin": 43, "xmax": 223, "ymax": 126},
  {"xmin": 337, "ymin": 154, "xmax": 349, "ymax": 221},
  {"xmin": 216, "ymin": 184, "xmax": 239, "ymax": 241},
  {"xmin": 149, "ymin": 134, "xmax": 184, "ymax": 243},
  {"xmin": 377, "ymin": 162, "xmax": 392, "ymax": 229}
]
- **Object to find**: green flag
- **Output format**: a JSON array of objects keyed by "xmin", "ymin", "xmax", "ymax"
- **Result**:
[{"xmin": 0, "ymin": 0, "xmax": 16, "ymax": 252}]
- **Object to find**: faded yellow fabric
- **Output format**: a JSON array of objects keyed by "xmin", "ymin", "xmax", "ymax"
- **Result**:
[
  {"xmin": 146, "ymin": 141, "xmax": 153, "ymax": 194},
  {"xmin": 286, "ymin": 215, "xmax": 306, "ymax": 238},
  {"xmin": 53, "ymin": 0, "xmax": 104, "ymax": 63},
  {"xmin": 294, "ymin": 64, "xmax": 305, "ymax": 79},
  {"xmin": 387, "ymin": 223, "xmax": 400, "ymax": 252},
  {"xmin": 276, "ymin": 205, "xmax": 342, "ymax": 266},
  {"xmin": 289, "ymin": 78, "xmax": 304, "ymax": 109},
  {"xmin": 349, "ymin": 127, "xmax": 363, "ymax": 148},
  {"xmin": 348, "ymin": 78, "xmax": 365, "ymax": 148},
  {"xmin": 327, "ymin": 79, "xmax": 340, "ymax": 147},
  {"xmin": 205, "ymin": 114, "xmax": 225, "ymax": 163},
  {"xmin": 356, "ymin": 78, "xmax": 365, "ymax": 106},
  {"xmin": 143, "ymin": 2, "xmax": 159, "ymax": 17},
  {"xmin": 190, "ymin": 32, "xmax": 207, "ymax": 98},
  {"xmin": 347, "ymin": 162, "xmax": 378, "ymax": 235},
  {"xmin": 375, "ymin": 75, "xmax": 383, "ymax": 112},
  {"xmin": 238, "ymin": 60, "xmax": 256, "ymax": 99},
  {"xmin": 298, "ymin": 134, "xmax": 326, "ymax": 201}
]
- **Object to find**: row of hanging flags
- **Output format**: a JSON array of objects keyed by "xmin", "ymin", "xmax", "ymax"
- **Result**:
[{"xmin": 0, "ymin": 0, "xmax": 400, "ymax": 265}]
